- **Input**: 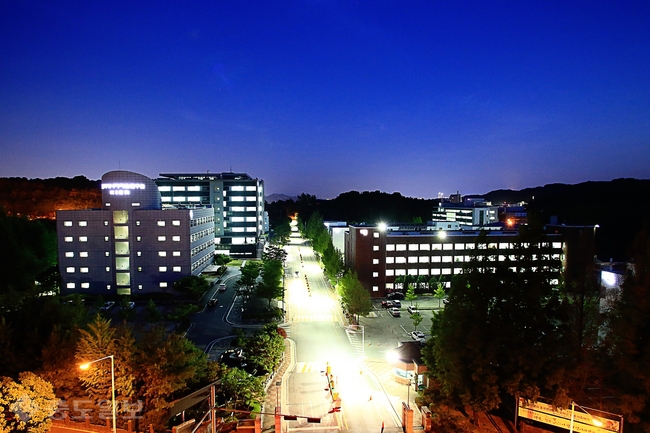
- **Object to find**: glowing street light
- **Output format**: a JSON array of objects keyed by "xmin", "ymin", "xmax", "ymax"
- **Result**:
[
  {"xmin": 569, "ymin": 401, "xmax": 605, "ymax": 433},
  {"xmin": 79, "ymin": 355, "xmax": 116, "ymax": 433}
]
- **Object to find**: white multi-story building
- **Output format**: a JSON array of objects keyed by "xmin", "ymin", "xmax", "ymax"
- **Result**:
[
  {"xmin": 57, "ymin": 171, "xmax": 214, "ymax": 296},
  {"xmin": 156, "ymin": 172, "xmax": 266, "ymax": 258}
]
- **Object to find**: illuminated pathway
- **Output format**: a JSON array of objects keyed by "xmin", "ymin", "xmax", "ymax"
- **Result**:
[{"xmin": 281, "ymin": 224, "xmax": 403, "ymax": 432}]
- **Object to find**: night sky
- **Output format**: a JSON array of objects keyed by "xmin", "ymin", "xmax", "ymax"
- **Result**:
[{"xmin": 2, "ymin": 1, "xmax": 649, "ymax": 198}]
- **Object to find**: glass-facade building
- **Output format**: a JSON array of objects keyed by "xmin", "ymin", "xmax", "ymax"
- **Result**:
[{"xmin": 155, "ymin": 172, "xmax": 265, "ymax": 258}]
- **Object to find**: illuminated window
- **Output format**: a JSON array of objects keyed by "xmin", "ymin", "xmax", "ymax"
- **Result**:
[
  {"xmin": 65, "ymin": 252, "xmax": 74, "ymax": 258},
  {"xmin": 114, "ymin": 226, "xmax": 128, "ymax": 239},
  {"xmin": 157, "ymin": 221, "xmax": 165, "ymax": 226},
  {"xmin": 396, "ymin": 257, "xmax": 406, "ymax": 264},
  {"xmin": 136, "ymin": 221, "xmax": 141, "ymax": 225},
  {"xmin": 159, "ymin": 282, "xmax": 168, "ymax": 288},
  {"xmin": 162, "ymin": 197, "xmax": 171, "ymax": 202},
  {"xmin": 64, "ymin": 236, "xmax": 73, "ymax": 242},
  {"xmin": 419, "ymin": 256, "xmax": 429, "ymax": 263},
  {"xmin": 106, "ymin": 284, "xmax": 111, "ymax": 290},
  {"xmin": 173, "ymin": 186, "xmax": 185, "ymax": 191},
  {"xmin": 113, "ymin": 210, "xmax": 128, "ymax": 224},
  {"xmin": 408, "ymin": 269, "xmax": 417, "ymax": 276},
  {"xmin": 115, "ymin": 242, "xmax": 129, "ymax": 255},
  {"xmin": 408, "ymin": 244, "xmax": 418, "ymax": 251},
  {"xmin": 442, "ymin": 256, "xmax": 452, "ymax": 263},
  {"xmin": 395, "ymin": 269, "xmax": 406, "ymax": 276},
  {"xmin": 104, "ymin": 221, "xmax": 109, "ymax": 226},
  {"xmin": 373, "ymin": 272, "xmax": 379, "ymax": 277},
  {"xmin": 231, "ymin": 196, "xmax": 244, "ymax": 202},
  {"xmin": 245, "ymin": 196, "xmax": 256, "ymax": 201},
  {"xmin": 116, "ymin": 272, "xmax": 130, "ymax": 285},
  {"xmin": 173, "ymin": 251, "xmax": 181, "ymax": 256},
  {"xmin": 66, "ymin": 282, "xmax": 75, "ymax": 288},
  {"xmin": 443, "ymin": 244, "xmax": 453, "ymax": 250},
  {"xmin": 232, "ymin": 227, "xmax": 245, "ymax": 232},
  {"xmin": 80, "ymin": 267, "xmax": 89, "ymax": 273},
  {"xmin": 373, "ymin": 245, "xmax": 379, "ymax": 251},
  {"xmin": 158, "ymin": 236, "xmax": 166, "ymax": 241},
  {"xmin": 432, "ymin": 256, "xmax": 441, "ymax": 263},
  {"xmin": 81, "ymin": 283, "xmax": 90, "ymax": 289},
  {"xmin": 173, "ymin": 266, "xmax": 181, "ymax": 272},
  {"xmin": 245, "ymin": 186, "xmax": 257, "ymax": 191},
  {"xmin": 231, "ymin": 186, "xmax": 244, "ymax": 191},
  {"xmin": 408, "ymin": 257, "xmax": 417, "ymax": 263},
  {"xmin": 432, "ymin": 244, "xmax": 442, "ymax": 250},
  {"xmin": 420, "ymin": 244, "xmax": 430, "ymax": 250},
  {"xmin": 79, "ymin": 221, "xmax": 87, "ymax": 227},
  {"xmin": 79, "ymin": 236, "xmax": 88, "ymax": 242},
  {"xmin": 64, "ymin": 221, "xmax": 72, "ymax": 227},
  {"xmin": 418, "ymin": 269, "xmax": 429, "ymax": 275},
  {"xmin": 373, "ymin": 259, "xmax": 379, "ymax": 264},
  {"xmin": 373, "ymin": 232, "xmax": 379, "ymax": 238},
  {"xmin": 159, "ymin": 266, "xmax": 167, "ymax": 272},
  {"xmin": 172, "ymin": 220, "xmax": 181, "ymax": 226},
  {"xmin": 66, "ymin": 267, "xmax": 75, "ymax": 273},
  {"xmin": 173, "ymin": 196, "xmax": 186, "ymax": 202},
  {"xmin": 231, "ymin": 217, "xmax": 245, "ymax": 222},
  {"xmin": 136, "ymin": 236, "xmax": 141, "ymax": 241},
  {"xmin": 106, "ymin": 267, "xmax": 111, "ymax": 272},
  {"xmin": 116, "ymin": 257, "xmax": 130, "ymax": 270},
  {"xmin": 158, "ymin": 186, "xmax": 171, "ymax": 192},
  {"xmin": 455, "ymin": 243, "xmax": 465, "ymax": 250},
  {"xmin": 553, "ymin": 242, "xmax": 562, "ymax": 249},
  {"xmin": 386, "ymin": 269, "xmax": 395, "ymax": 276},
  {"xmin": 386, "ymin": 257, "xmax": 394, "ymax": 264},
  {"xmin": 188, "ymin": 186, "xmax": 200, "ymax": 191},
  {"xmin": 172, "ymin": 236, "xmax": 180, "ymax": 242},
  {"xmin": 246, "ymin": 227, "xmax": 256, "ymax": 232},
  {"xmin": 138, "ymin": 285, "xmax": 143, "ymax": 290},
  {"xmin": 466, "ymin": 244, "xmax": 475, "ymax": 249},
  {"xmin": 80, "ymin": 252, "xmax": 89, "ymax": 258},
  {"xmin": 105, "ymin": 251, "xmax": 110, "ymax": 257},
  {"xmin": 158, "ymin": 251, "xmax": 167, "ymax": 257},
  {"xmin": 396, "ymin": 244, "xmax": 406, "ymax": 251}
]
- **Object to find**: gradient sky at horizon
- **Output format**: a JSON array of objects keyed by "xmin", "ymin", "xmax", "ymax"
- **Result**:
[{"xmin": 1, "ymin": 1, "xmax": 649, "ymax": 199}]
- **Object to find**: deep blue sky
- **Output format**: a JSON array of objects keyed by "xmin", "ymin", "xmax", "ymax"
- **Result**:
[{"xmin": 2, "ymin": 1, "xmax": 649, "ymax": 198}]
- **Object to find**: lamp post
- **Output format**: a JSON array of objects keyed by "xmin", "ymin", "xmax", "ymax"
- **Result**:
[
  {"xmin": 80, "ymin": 355, "xmax": 116, "ymax": 433},
  {"xmin": 569, "ymin": 401, "xmax": 608, "ymax": 433}
]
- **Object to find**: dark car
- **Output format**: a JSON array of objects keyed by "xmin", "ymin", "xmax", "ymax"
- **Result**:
[
  {"xmin": 386, "ymin": 291, "xmax": 405, "ymax": 300},
  {"xmin": 381, "ymin": 300, "xmax": 393, "ymax": 308},
  {"xmin": 208, "ymin": 298, "xmax": 218, "ymax": 307}
]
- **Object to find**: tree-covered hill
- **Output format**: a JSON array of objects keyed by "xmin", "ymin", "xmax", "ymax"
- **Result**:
[{"xmin": 0, "ymin": 176, "xmax": 101, "ymax": 218}]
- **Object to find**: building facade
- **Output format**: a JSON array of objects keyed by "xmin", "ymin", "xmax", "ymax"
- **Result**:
[
  {"xmin": 155, "ymin": 172, "xmax": 265, "ymax": 258},
  {"xmin": 57, "ymin": 171, "xmax": 214, "ymax": 296},
  {"xmin": 345, "ymin": 224, "xmax": 566, "ymax": 297}
]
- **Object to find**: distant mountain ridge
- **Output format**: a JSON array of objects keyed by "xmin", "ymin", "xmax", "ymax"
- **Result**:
[{"xmin": 265, "ymin": 193, "xmax": 297, "ymax": 203}]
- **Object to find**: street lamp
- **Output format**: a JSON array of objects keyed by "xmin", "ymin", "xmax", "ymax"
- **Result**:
[
  {"xmin": 569, "ymin": 401, "xmax": 605, "ymax": 433},
  {"xmin": 80, "ymin": 355, "xmax": 116, "ymax": 433}
]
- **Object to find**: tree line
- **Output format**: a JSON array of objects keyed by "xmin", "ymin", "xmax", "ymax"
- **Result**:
[{"xmin": 421, "ymin": 227, "xmax": 650, "ymax": 432}]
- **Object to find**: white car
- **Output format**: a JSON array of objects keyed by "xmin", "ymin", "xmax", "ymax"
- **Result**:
[
  {"xmin": 407, "ymin": 305, "xmax": 420, "ymax": 315},
  {"xmin": 388, "ymin": 307, "xmax": 401, "ymax": 317},
  {"xmin": 219, "ymin": 283, "xmax": 227, "ymax": 291},
  {"xmin": 410, "ymin": 331, "xmax": 425, "ymax": 341},
  {"xmin": 100, "ymin": 301, "xmax": 115, "ymax": 311}
]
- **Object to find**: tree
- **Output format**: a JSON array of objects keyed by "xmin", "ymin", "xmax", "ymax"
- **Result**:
[
  {"xmin": 423, "ymin": 232, "xmax": 568, "ymax": 425},
  {"xmin": 76, "ymin": 316, "xmax": 136, "ymax": 403},
  {"xmin": 270, "ymin": 219, "xmax": 291, "ymax": 246},
  {"xmin": 405, "ymin": 285, "xmax": 417, "ymax": 306},
  {"xmin": 263, "ymin": 245, "xmax": 287, "ymax": 264},
  {"xmin": 257, "ymin": 259, "xmax": 283, "ymax": 308},
  {"xmin": 244, "ymin": 324, "xmax": 285, "ymax": 375},
  {"xmin": 322, "ymin": 240, "xmax": 343, "ymax": 284},
  {"xmin": 430, "ymin": 276, "xmax": 446, "ymax": 309},
  {"xmin": 602, "ymin": 229, "xmax": 650, "ymax": 429},
  {"xmin": 411, "ymin": 306, "xmax": 423, "ymax": 331},
  {"xmin": 338, "ymin": 271, "xmax": 372, "ymax": 322},
  {"xmin": 173, "ymin": 275, "xmax": 209, "ymax": 300},
  {"xmin": 220, "ymin": 368, "xmax": 264, "ymax": 410},
  {"xmin": 144, "ymin": 299, "xmax": 162, "ymax": 323},
  {"xmin": 213, "ymin": 254, "xmax": 232, "ymax": 266},
  {"xmin": 0, "ymin": 372, "xmax": 58, "ymax": 433},
  {"xmin": 237, "ymin": 261, "xmax": 263, "ymax": 292}
]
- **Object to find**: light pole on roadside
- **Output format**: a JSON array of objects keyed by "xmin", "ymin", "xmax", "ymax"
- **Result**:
[{"xmin": 80, "ymin": 355, "xmax": 116, "ymax": 433}]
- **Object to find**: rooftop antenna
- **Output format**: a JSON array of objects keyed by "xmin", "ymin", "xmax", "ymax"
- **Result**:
[{"xmin": 229, "ymin": 162, "xmax": 233, "ymax": 173}]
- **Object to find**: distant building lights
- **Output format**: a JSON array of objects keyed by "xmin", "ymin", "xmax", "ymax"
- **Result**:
[
  {"xmin": 378, "ymin": 222, "xmax": 387, "ymax": 232},
  {"xmin": 438, "ymin": 231, "xmax": 447, "ymax": 239},
  {"xmin": 102, "ymin": 183, "xmax": 146, "ymax": 191}
]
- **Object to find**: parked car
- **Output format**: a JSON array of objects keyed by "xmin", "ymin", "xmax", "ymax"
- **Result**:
[
  {"xmin": 392, "ymin": 300, "xmax": 401, "ymax": 308},
  {"xmin": 99, "ymin": 301, "xmax": 115, "ymax": 311},
  {"xmin": 410, "ymin": 331, "xmax": 425, "ymax": 341},
  {"xmin": 381, "ymin": 300, "xmax": 393, "ymax": 308},
  {"xmin": 208, "ymin": 298, "xmax": 218, "ymax": 307},
  {"xmin": 218, "ymin": 283, "xmax": 227, "ymax": 292},
  {"xmin": 388, "ymin": 307, "xmax": 401, "ymax": 317},
  {"xmin": 407, "ymin": 305, "xmax": 419, "ymax": 315},
  {"xmin": 386, "ymin": 291, "xmax": 405, "ymax": 300},
  {"xmin": 123, "ymin": 301, "xmax": 135, "ymax": 310}
]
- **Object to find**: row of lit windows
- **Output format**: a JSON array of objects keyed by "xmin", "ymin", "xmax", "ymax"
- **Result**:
[
  {"xmin": 231, "ymin": 227, "xmax": 257, "ymax": 233},
  {"xmin": 191, "ymin": 227, "xmax": 214, "ymax": 242},
  {"xmin": 158, "ymin": 185, "xmax": 204, "ymax": 192},
  {"xmin": 157, "ymin": 220, "xmax": 183, "ymax": 226},
  {"xmin": 64, "ymin": 219, "xmax": 184, "ymax": 227},
  {"xmin": 191, "ymin": 240, "xmax": 213, "ymax": 256},
  {"xmin": 230, "ymin": 206, "xmax": 258, "ymax": 212},
  {"xmin": 66, "ymin": 266, "xmax": 183, "ymax": 273},
  {"xmin": 229, "ymin": 185, "xmax": 258, "ymax": 192},
  {"xmin": 190, "ymin": 215, "xmax": 214, "ymax": 227},
  {"xmin": 379, "ymin": 254, "xmax": 562, "ymax": 263},
  {"xmin": 226, "ymin": 196, "xmax": 258, "ymax": 202},
  {"xmin": 381, "ymin": 267, "xmax": 561, "ymax": 277},
  {"xmin": 65, "ymin": 281, "xmax": 173, "ymax": 290},
  {"xmin": 191, "ymin": 253, "xmax": 212, "ymax": 271},
  {"xmin": 161, "ymin": 196, "xmax": 203, "ymax": 202},
  {"xmin": 383, "ymin": 242, "xmax": 563, "ymax": 251},
  {"xmin": 230, "ymin": 216, "xmax": 258, "ymax": 223}
]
